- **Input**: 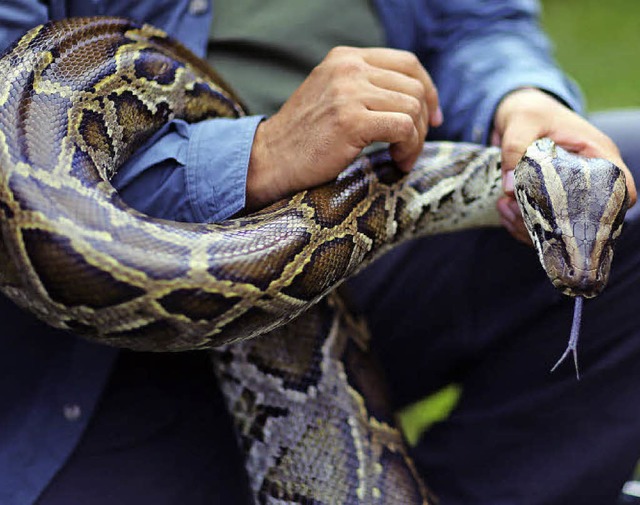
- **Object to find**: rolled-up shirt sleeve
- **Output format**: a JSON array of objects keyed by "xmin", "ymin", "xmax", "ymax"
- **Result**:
[{"xmin": 112, "ymin": 115, "xmax": 264, "ymax": 223}]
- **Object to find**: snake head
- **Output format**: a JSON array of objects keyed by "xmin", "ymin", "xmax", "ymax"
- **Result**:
[{"xmin": 514, "ymin": 138, "xmax": 629, "ymax": 298}]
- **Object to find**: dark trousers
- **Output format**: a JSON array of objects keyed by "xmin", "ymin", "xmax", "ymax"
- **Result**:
[
  {"xmin": 37, "ymin": 351, "xmax": 253, "ymax": 505},
  {"xmin": 40, "ymin": 110, "xmax": 640, "ymax": 505}
]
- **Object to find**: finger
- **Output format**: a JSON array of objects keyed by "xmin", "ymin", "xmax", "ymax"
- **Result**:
[
  {"xmin": 497, "ymin": 195, "xmax": 517, "ymax": 222},
  {"xmin": 361, "ymin": 48, "xmax": 442, "ymax": 127},
  {"xmin": 364, "ymin": 110, "xmax": 419, "ymax": 145},
  {"xmin": 368, "ymin": 69, "xmax": 430, "ymax": 136},
  {"xmin": 389, "ymin": 126, "xmax": 422, "ymax": 172},
  {"xmin": 362, "ymin": 110, "xmax": 421, "ymax": 172},
  {"xmin": 363, "ymin": 87, "xmax": 427, "ymax": 144},
  {"xmin": 500, "ymin": 119, "xmax": 546, "ymax": 173},
  {"xmin": 503, "ymin": 170, "xmax": 515, "ymax": 194},
  {"xmin": 500, "ymin": 217, "xmax": 532, "ymax": 245},
  {"xmin": 368, "ymin": 67, "xmax": 426, "ymax": 100},
  {"xmin": 500, "ymin": 121, "xmax": 547, "ymax": 196},
  {"xmin": 390, "ymin": 145, "xmax": 420, "ymax": 173},
  {"xmin": 498, "ymin": 197, "xmax": 532, "ymax": 245}
]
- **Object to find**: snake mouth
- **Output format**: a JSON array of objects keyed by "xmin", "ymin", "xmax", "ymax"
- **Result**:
[{"xmin": 552, "ymin": 269, "xmax": 605, "ymax": 299}]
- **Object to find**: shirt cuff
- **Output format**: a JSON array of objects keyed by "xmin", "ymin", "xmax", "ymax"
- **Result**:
[
  {"xmin": 186, "ymin": 115, "xmax": 264, "ymax": 222},
  {"xmin": 113, "ymin": 115, "xmax": 264, "ymax": 223}
]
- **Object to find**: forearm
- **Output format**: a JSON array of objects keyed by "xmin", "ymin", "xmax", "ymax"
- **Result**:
[{"xmin": 113, "ymin": 116, "xmax": 264, "ymax": 223}]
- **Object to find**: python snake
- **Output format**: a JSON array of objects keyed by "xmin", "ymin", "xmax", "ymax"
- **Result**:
[{"xmin": 0, "ymin": 17, "xmax": 629, "ymax": 504}]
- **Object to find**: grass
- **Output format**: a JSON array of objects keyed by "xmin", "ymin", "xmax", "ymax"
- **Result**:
[
  {"xmin": 400, "ymin": 0, "xmax": 639, "ymax": 444},
  {"xmin": 398, "ymin": 385, "xmax": 461, "ymax": 446},
  {"xmin": 541, "ymin": 0, "xmax": 640, "ymax": 111}
]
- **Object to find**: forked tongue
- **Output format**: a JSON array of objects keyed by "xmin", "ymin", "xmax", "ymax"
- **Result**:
[{"xmin": 551, "ymin": 296, "xmax": 583, "ymax": 379}]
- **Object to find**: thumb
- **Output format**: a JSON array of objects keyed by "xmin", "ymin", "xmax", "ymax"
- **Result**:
[{"xmin": 499, "ymin": 121, "xmax": 545, "ymax": 195}]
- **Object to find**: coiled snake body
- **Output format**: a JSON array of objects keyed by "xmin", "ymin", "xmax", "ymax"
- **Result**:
[{"xmin": 0, "ymin": 18, "xmax": 629, "ymax": 504}]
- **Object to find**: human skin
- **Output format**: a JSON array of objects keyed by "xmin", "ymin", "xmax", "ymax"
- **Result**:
[
  {"xmin": 246, "ymin": 47, "xmax": 637, "ymax": 243},
  {"xmin": 246, "ymin": 46, "xmax": 442, "ymax": 210}
]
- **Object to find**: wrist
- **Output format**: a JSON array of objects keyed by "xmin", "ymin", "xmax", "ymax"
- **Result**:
[
  {"xmin": 246, "ymin": 120, "xmax": 286, "ymax": 211},
  {"xmin": 247, "ymin": 122, "xmax": 273, "ymax": 211}
]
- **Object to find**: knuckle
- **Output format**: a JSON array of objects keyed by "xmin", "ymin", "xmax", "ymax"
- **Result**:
[
  {"xmin": 405, "ymin": 95, "xmax": 422, "ymax": 119},
  {"xmin": 334, "ymin": 58, "xmax": 366, "ymax": 77},
  {"xmin": 600, "ymin": 134, "xmax": 619, "ymax": 154},
  {"xmin": 397, "ymin": 49, "xmax": 419, "ymax": 67},
  {"xmin": 409, "ymin": 78, "xmax": 426, "ymax": 99},
  {"xmin": 395, "ymin": 114, "xmax": 416, "ymax": 138},
  {"xmin": 326, "ymin": 78, "xmax": 350, "ymax": 98},
  {"xmin": 333, "ymin": 104, "xmax": 358, "ymax": 131},
  {"xmin": 325, "ymin": 47, "xmax": 367, "ymax": 76},
  {"xmin": 582, "ymin": 131, "xmax": 620, "ymax": 159},
  {"xmin": 501, "ymin": 138, "xmax": 529, "ymax": 157},
  {"xmin": 327, "ymin": 45, "xmax": 351, "ymax": 58},
  {"xmin": 324, "ymin": 78, "xmax": 357, "ymax": 106}
]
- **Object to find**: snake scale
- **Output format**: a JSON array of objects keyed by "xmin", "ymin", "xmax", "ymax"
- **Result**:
[{"xmin": 0, "ymin": 17, "xmax": 629, "ymax": 504}]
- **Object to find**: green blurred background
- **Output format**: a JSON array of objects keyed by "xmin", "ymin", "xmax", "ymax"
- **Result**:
[
  {"xmin": 399, "ymin": 0, "xmax": 640, "ymax": 446},
  {"xmin": 541, "ymin": 0, "xmax": 639, "ymax": 111}
]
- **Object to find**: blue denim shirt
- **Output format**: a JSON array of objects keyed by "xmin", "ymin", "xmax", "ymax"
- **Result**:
[{"xmin": 0, "ymin": 1, "xmax": 581, "ymax": 503}]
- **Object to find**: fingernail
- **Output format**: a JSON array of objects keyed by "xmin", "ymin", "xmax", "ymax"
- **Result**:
[
  {"xmin": 432, "ymin": 106, "xmax": 443, "ymax": 127},
  {"xmin": 400, "ymin": 158, "xmax": 415, "ymax": 173},
  {"xmin": 503, "ymin": 170, "xmax": 514, "ymax": 193}
]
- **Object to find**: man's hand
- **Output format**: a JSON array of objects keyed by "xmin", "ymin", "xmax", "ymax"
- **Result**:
[
  {"xmin": 246, "ymin": 46, "xmax": 442, "ymax": 210},
  {"xmin": 493, "ymin": 88, "xmax": 637, "ymax": 243}
]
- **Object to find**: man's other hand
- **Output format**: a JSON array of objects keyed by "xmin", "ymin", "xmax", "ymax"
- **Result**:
[
  {"xmin": 246, "ymin": 46, "xmax": 442, "ymax": 210},
  {"xmin": 492, "ymin": 88, "xmax": 637, "ymax": 244}
]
